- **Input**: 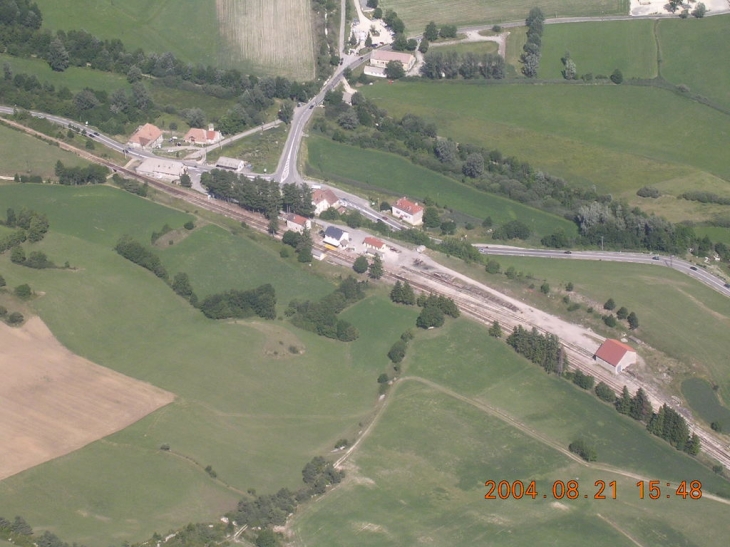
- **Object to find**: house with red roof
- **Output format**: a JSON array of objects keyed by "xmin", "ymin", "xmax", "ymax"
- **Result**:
[
  {"xmin": 283, "ymin": 213, "xmax": 311, "ymax": 234},
  {"xmin": 593, "ymin": 339, "xmax": 637, "ymax": 374},
  {"xmin": 184, "ymin": 125, "xmax": 222, "ymax": 146},
  {"xmin": 312, "ymin": 188, "xmax": 340, "ymax": 216},
  {"xmin": 363, "ymin": 236, "xmax": 387, "ymax": 256},
  {"xmin": 392, "ymin": 197, "xmax": 424, "ymax": 226},
  {"xmin": 127, "ymin": 123, "xmax": 163, "ymax": 149}
]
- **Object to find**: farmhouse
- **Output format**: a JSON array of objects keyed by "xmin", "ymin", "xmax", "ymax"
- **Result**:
[
  {"xmin": 392, "ymin": 197, "xmax": 424, "ymax": 226},
  {"xmin": 184, "ymin": 125, "xmax": 222, "ymax": 146},
  {"xmin": 323, "ymin": 226, "xmax": 349, "ymax": 248},
  {"xmin": 593, "ymin": 339, "xmax": 637, "ymax": 375},
  {"xmin": 283, "ymin": 213, "xmax": 311, "ymax": 233},
  {"xmin": 312, "ymin": 188, "xmax": 340, "ymax": 216},
  {"xmin": 136, "ymin": 158, "xmax": 187, "ymax": 182},
  {"xmin": 366, "ymin": 50, "xmax": 416, "ymax": 78},
  {"xmin": 215, "ymin": 156, "xmax": 245, "ymax": 171},
  {"xmin": 363, "ymin": 236, "xmax": 387, "ymax": 256},
  {"xmin": 127, "ymin": 123, "xmax": 163, "ymax": 149}
]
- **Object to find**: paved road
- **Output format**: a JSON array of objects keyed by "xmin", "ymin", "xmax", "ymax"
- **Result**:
[{"xmin": 476, "ymin": 245, "xmax": 730, "ymax": 295}]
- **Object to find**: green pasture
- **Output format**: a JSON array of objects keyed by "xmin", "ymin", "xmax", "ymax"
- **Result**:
[
  {"xmin": 682, "ymin": 378, "xmax": 730, "ymax": 429},
  {"xmin": 0, "ymin": 123, "xmax": 89, "ymax": 178},
  {"xmin": 34, "ymin": 0, "xmax": 224, "ymax": 68},
  {"xmin": 540, "ymin": 20, "xmax": 657, "ymax": 80},
  {"xmin": 659, "ymin": 15, "xmax": 730, "ymax": 111},
  {"xmin": 206, "ymin": 124, "xmax": 289, "ymax": 173},
  {"xmin": 429, "ymin": 41, "xmax": 498, "ymax": 56},
  {"xmin": 295, "ymin": 376, "xmax": 730, "ymax": 547},
  {"xmin": 359, "ymin": 81, "xmax": 729, "ymax": 194},
  {"xmin": 380, "ymin": 0, "xmax": 627, "ymax": 30},
  {"xmin": 0, "ymin": 54, "xmax": 130, "ymax": 94},
  {"xmin": 306, "ymin": 136, "xmax": 577, "ymax": 239},
  {"xmin": 693, "ymin": 226, "xmax": 730, "ymax": 246},
  {"xmin": 0, "ymin": 184, "xmax": 392, "ymax": 545},
  {"xmin": 446, "ymin": 255, "xmax": 730, "ymax": 402}
]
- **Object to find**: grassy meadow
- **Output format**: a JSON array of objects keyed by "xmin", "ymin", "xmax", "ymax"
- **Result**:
[
  {"xmin": 540, "ymin": 20, "xmax": 657, "ymax": 80},
  {"xmin": 358, "ymin": 81, "xmax": 729, "ymax": 197},
  {"xmin": 294, "ymin": 320, "xmax": 730, "ymax": 547},
  {"xmin": 380, "ymin": 0, "xmax": 628, "ymax": 29},
  {"xmin": 0, "ymin": 184, "xmax": 416, "ymax": 545},
  {"xmin": 430, "ymin": 41, "xmax": 499, "ymax": 56},
  {"xmin": 206, "ymin": 124, "xmax": 289, "ymax": 173},
  {"xmin": 0, "ymin": 123, "xmax": 89, "ymax": 178},
  {"xmin": 682, "ymin": 378, "xmax": 730, "ymax": 429},
  {"xmin": 306, "ymin": 136, "xmax": 577, "ymax": 239},
  {"xmin": 439, "ymin": 254, "xmax": 730, "ymax": 406},
  {"xmin": 34, "ymin": 0, "xmax": 224, "ymax": 68}
]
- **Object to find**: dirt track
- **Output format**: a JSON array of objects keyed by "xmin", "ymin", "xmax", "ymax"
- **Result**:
[{"xmin": 0, "ymin": 317, "xmax": 174, "ymax": 480}]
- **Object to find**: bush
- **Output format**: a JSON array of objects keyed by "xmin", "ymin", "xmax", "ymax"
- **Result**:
[
  {"xmin": 485, "ymin": 259, "xmax": 501, "ymax": 274},
  {"xmin": 184, "ymin": 221, "xmax": 195, "ymax": 230},
  {"xmin": 540, "ymin": 282, "xmax": 550, "ymax": 295},
  {"xmin": 610, "ymin": 68, "xmax": 623, "ymax": 84},
  {"xmin": 280, "ymin": 247, "xmax": 290, "ymax": 258},
  {"xmin": 603, "ymin": 314, "xmax": 617, "ymax": 327},
  {"xmin": 10, "ymin": 245, "xmax": 25, "ymax": 264},
  {"xmin": 14, "ymin": 283, "xmax": 31, "ymax": 299},
  {"xmin": 377, "ymin": 373, "xmax": 389, "ymax": 384},
  {"xmin": 603, "ymin": 298, "xmax": 616, "ymax": 310},
  {"xmin": 387, "ymin": 339, "xmax": 407, "ymax": 363},
  {"xmin": 636, "ymin": 186, "xmax": 660, "ymax": 198},
  {"xmin": 7, "ymin": 311, "xmax": 24, "ymax": 325},
  {"xmin": 569, "ymin": 438, "xmax": 597, "ymax": 461},
  {"xmin": 565, "ymin": 282, "xmax": 574, "ymax": 292},
  {"xmin": 595, "ymin": 382, "xmax": 616, "ymax": 403}
]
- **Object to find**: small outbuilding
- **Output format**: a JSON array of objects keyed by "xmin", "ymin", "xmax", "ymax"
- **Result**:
[
  {"xmin": 593, "ymin": 339, "xmax": 637, "ymax": 375},
  {"xmin": 215, "ymin": 156, "xmax": 245, "ymax": 171},
  {"xmin": 323, "ymin": 226, "xmax": 349, "ymax": 248}
]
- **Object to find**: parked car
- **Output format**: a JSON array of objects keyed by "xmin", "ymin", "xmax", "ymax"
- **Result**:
[{"xmin": 652, "ymin": 256, "xmax": 660, "ymax": 260}]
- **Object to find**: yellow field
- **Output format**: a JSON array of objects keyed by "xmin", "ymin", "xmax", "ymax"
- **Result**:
[{"xmin": 216, "ymin": 0, "xmax": 316, "ymax": 80}]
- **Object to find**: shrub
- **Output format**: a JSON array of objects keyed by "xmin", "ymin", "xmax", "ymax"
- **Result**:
[
  {"xmin": 387, "ymin": 339, "xmax": 407, "ymax": 363},
  {"xmin": 334, "ymin": 439, "xmax": 349, "ymax": 450},
  {"xmin": 377, "ymin": 373, "xmax": 389, "ymax": 384},
  {"xmin": 184, "ymin": 221, "xmax": 195, "ymax": 230},
  {"xmin": 540, "ymin": 282, "xmax": 550, "ymax": 295},
  {"xmin": 603, "ymin": 314, "xmax": 617, "ymax": 327},
  {"xmin": 565, "ymin": 282, "xmax": 574, "ymax": 292},
  {"xmin": 7, "ymin": 311, "xmax": 24, "ymax": 325},
  {"xmin": 485, "ymin": 259, "xmax": 501, "ymax": 274},
  {"xmin": 603, "ymin": 298, "xmax": 616, "ymax": 310},
  {"xmin": 610, "ymin": 68, "xmax": 623, "ymax": 84},
  {"xmin": 569, "ymin": 438, "xmax": 597, "ymax": 461},
  {"xmin": 595, "ymin": 382, "xmax": 616, "ymax": 403},
  {"xmin": 636, "ymin": 186, "xmax": 660, "ymax": 198},
  {"xmin": 14, "ymin": 283, "xmax": 31, "ymax": 298}
]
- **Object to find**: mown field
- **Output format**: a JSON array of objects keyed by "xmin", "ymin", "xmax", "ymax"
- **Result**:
[
  {"xmin": 380, "ymin": 0, "xmax": 628, "ymax": 30},
  {"xmin": 430, "ymin": 41, "xmax": 499, "ymax": 56},
  {"xmin": 294, "ymin": 320, "xmax": 730, "ymax": 547},
  {"xmin": 0, "ymin": 123, "xmax": 89, "ymax": 178},
  {"xmin": 0, "ymin": 184, "xmax": 416, "ymax": 545},
  {"xmin": 440, "ymin": 254, "xmax": 730, "ymax": 408},
  {"xmin": 540, "ymin": 20, "xmax": 657, "ymax": 80},
  {"xmin": 306, "ymin": 136, "xmax": 577, "ymax": 239},
  {"xmin": 358, "ymin": 81, "xmax": 730, "ymax": 197}
]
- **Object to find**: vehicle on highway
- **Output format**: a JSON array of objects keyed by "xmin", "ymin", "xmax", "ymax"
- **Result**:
[
  {"xmin": 725, "ymin": 283, "xmax": 730, "ymax": 288},
  {"xmin": 690, "ymin": 266, "xmax": 698, "ymax": 271},
  {"xmin": 652, "ymin": 256, "xmax": 660, "ymax": 260},
  {"xmin": 564, "ymin": 250, "xmax": 572, "ymax": 254},
  {"xmin": 309, "ymin": 104, "xmax": 314, "ymax": 109}
]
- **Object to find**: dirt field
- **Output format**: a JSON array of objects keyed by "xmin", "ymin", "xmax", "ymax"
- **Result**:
[
  {"xmin": 216, "ymin": 0, "xmax": 316, "ymax": 80},
  {"xmin": 0, "ymin": 317, "xmax": 174, "ymax": 481}
]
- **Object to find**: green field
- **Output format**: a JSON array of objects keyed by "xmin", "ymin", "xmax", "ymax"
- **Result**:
[
  {"xmin": 294, "ymin": 320, "xmax": 730, "ymax": 547},
  {"xmin": 0, "ymin": 184, "xmax": 416, "ymax": 545},
  {"xmin": 0, "ymin": 123, "xmax": 89, "ymax": 178},
  {"xmin": 206, "ymin": 124, "xmax": 288, "ymax": 173},
  {"xmin": 540, "ymin": 20, "xmax": 657, "ymax": 80},
  {"xmin": 430, "ymin": 41, "xmax": 498, "ymax": 56},
  {"xmin": 693, "ymin": 226, "xmax": 730, "ymax": 245},
  {"xmin": 659, "ymin": 15, "xmax": 730, "ymax": 111},
  {"xmin": 358, "ymin": 81, "xmax": 730, "ymax": 196},
  {"xmin": 682, "ymin": 378, "xmax": 730, "ymax": 429},
  {"xmin": 440, "ymin": 255, "xmax": 730, "ymax": 404},
  {"xmin": 380, "ymin": 0, "xmax": 628, "ymax": 29},
  {"xmin": 306, "ymin": 136, "xmax": 577, "ymax": 239},
  {"xmin": 35, "ymin": 0, "xmax": 224, "ymax": 68}
]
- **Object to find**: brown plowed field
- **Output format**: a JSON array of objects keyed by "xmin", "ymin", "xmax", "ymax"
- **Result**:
[{"xmin": 0, "ymin": 317, "xmax": 174, "ymax": 480}]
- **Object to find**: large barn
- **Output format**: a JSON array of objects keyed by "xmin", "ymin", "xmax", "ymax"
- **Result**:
[{"xmin": 593, "ymin": 339, "xmax": 637, "ymax": 374}]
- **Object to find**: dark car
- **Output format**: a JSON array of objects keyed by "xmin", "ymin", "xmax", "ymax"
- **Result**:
[
  {"xmin": 652, "ymin": 256, "xmax": 660, "ymax": 260},
  {"xmin": 564, "ymin": 250, "xmax": 572, "ymax": 254},
  {"xmin": 309, "ymin": 104, "xmax": 314, "ymax": 109},
  {"xmin": 690, "ymin": 266, "xmax": 698, "ymax": 271},
  {"xmin": 725, "ymin": 283, "xmax": 730, "ymax": 289}
]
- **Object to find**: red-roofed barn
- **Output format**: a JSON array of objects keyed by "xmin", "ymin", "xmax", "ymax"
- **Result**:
[{"xmin": 593, "ymin": 339, "xmax": 637, "ymax": 374}]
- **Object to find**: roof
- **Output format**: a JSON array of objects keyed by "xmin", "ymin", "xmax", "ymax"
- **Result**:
[
  {"xmin": 285, "ymin": 213, "xmax": 309, "ymax": 226},
  {"xmin": 371, "ymin": 50, "xmax": 414, "ymax": 65},
  {"xmin": 136, "ymin": 158, "xmax": 185, "ymax": 177},
  {"xmin": 363, "ymin": 236, "xmax": 386, "ymax": 249},
  {"xmin": 128, "ymin": 123, "xmax": 162, "ymax": 147},
  {"xmin": 215, "ymin": 156, "xmax": 244, "ymax": 169},
  {"xmin": 594, "ymin": 339, "xmax": 635, "ymax": 367},
  {"xmin": 324, "ymin": 226, "xmax": 346, "ymax": 240},
  {"xmin": 184, "ymin": 127, "xmax": 219, "ymax": 143},
  {"xmin": 313, "ymin": 188, "xmax": 339, "ymax": 206},
  {"xmin": 394, "ymin": 197, "xmax": 424, "ymax": 216}
]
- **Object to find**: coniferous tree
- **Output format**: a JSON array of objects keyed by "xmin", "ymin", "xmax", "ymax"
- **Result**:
[{"xmin": 616, "ymin": 386, "xmax": 632, "ymax": 414}]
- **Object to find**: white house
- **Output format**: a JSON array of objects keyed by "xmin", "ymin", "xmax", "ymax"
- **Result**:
[
  {"xmin": 363, "ymin": 236, "xmax": 387, "ymax": 256},
  {"xmin": 593, "ymin": 339, "xmax": 637, "ymax": 375},
  {"xmin": 369, "ymin": 50, "xmax": 416, "ymax": 72},
  {"xmin": 127, "ymin": 123, "xmax": 163, "ymax": 149},
  {"xmin": 312, "ymin": 188, "xmax": 340, "ymax": 216},
  {"xmin": 284, "ymin": 213, "xmax": 311, "ymax": 234},
  {"xmin": 136, "ymin": 158, "xmax": 187, "ymax": 182},
  {"xmin": 392, "ymin": 197, "xmax": 424, "ymax": 226},
  {"xmin": 215, "ymin": 156, "xmax": 245, "ymax": 171},
  {"xmin": 323, "ymin": 226, "xmax": 349, "ymax": 248}
]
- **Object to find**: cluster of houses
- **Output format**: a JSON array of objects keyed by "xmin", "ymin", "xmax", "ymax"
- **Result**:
[
  {"xmin": 127, "ymin": 123, "xmax": 222, "ymax": 150},
  {"xmin": 364, "ymin": 50, "xmax": 416, "ymax": 79}
]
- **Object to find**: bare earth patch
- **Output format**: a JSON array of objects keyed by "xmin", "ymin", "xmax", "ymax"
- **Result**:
[{"xmin": 0, "ymin": 317, "xmax": 174, "ymax": 480}]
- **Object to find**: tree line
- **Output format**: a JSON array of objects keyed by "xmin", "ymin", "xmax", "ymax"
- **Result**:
[
  {"xmin": 54, "ymin": 160, "xmax": 109, "ymax": 186},
  {"xmin": 286, "ymin": 276, "xmax": 365, "ymax": 341},
  {"xmin": 506, "ymin": 325, "xmax": 565, "ymax": 374},
  {"xmin": 420, "ymin": 51, "xmax": 505, "ymax": 80}
]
